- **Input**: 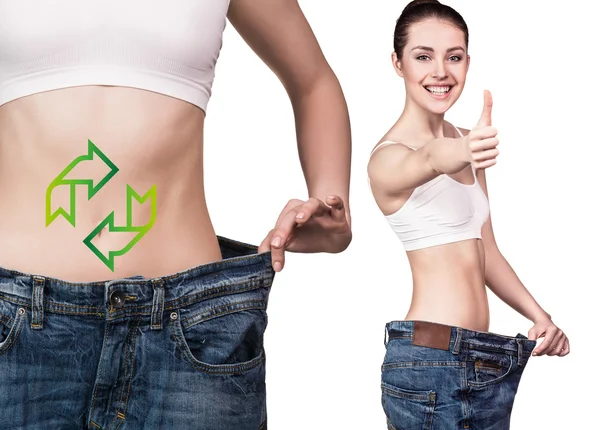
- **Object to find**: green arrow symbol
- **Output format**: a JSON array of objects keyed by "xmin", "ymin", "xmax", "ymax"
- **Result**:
[
  {"xmin": 46, "ymin": 139, "xmax": 119, "ymax": 227},
  {"xmin": 83, "ymin": 184, "xmax": 157, "ymax": 271}
]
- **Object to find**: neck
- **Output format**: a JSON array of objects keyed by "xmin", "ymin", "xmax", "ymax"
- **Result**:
[{"xmin": 398, "ymin": 97, "xmax": 446, "ymax": 138}]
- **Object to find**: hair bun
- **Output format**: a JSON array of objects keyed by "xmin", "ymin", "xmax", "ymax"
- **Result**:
[{"xmin": 406, "ymin": 0, "xmax": 441, "ymax": 8}]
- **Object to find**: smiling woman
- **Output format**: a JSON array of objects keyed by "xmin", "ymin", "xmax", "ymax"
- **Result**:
[{"xmin": 367, "ymin": 0, "xmax": 569, "ymax": 428}]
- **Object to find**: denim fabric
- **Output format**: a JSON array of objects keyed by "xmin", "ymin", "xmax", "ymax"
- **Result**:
[
  {"xmin": 0, "ymin": 236, "xmax": 274, "ymax": 430},
  {"xmin": 381, "ymin": 320, "xmax": 537, "ymax": 430}
]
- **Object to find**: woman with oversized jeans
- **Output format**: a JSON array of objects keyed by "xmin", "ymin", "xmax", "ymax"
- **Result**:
[
  {"xmin": 0, "ymin": 0, "xmax": 352, "ymax": 428},
  {"xmin": 367, "ymin": 1, "xmax": 569, "ymax": 428}
]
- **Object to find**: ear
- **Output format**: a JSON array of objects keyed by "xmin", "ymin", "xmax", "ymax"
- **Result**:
[
  {"xmin": 466, "ymin": 54, "xmax": 471, "ymax": 72},
  {"xmin": 392, "ymin": 52, "xmax": 404, "ymax": 78}
]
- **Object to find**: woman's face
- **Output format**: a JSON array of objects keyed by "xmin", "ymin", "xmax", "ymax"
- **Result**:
[{"xmin": 394, "ymin": 18, "xmax": 469, "ymax": 115}]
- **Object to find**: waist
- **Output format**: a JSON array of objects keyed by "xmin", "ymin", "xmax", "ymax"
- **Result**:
[
  {"xmin": 407, "ymin": 239, "xmax": 485, "ymax": 274},
  {"xmin": 403, "ymin": 242, "xmax": 489, "ymax": 330},
  {"xmin": 409, "ymin": 241, "xmax": 485, "ymax": 288},
  {"xmin": 0, "ymin": 184, "xmax": 221, "ymax": 281},
  {"xmin": 0, "ymin": 87, "xmax": 222, "ymax": 281},
  {"xmin": 385, "ymin": 320, "xmax": 536, "ymax": 358},
  {"xmin": 0, "ymin": 236, "xmax": 274, "ymax": 319}
]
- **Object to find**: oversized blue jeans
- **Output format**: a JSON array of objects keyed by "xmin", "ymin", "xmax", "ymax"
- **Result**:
[
  {"xmin": 0, "ymin": 236, "xmax": 274, "ymax": 429},
  {"xmin": 381, "ymin": 320, "xmax": 536, "ymax": 429}
]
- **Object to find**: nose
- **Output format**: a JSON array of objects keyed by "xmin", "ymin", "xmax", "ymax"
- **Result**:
[{"xmin": 432, "ymin": 59, "xmax": 448, "ymax": 80}]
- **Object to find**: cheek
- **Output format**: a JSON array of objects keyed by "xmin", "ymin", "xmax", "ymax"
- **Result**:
[
  {"xmin": 449, "ymin": 63, "xmax": 468, "ymax": 82},
  {"xmin": 402, "ymin": 63, "xmax": 429, "ymax": 85}
]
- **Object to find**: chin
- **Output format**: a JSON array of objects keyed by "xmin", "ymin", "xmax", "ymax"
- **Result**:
[{"xmin": 422, "ymin": 99, "xmax": 454, "ymax": 115}]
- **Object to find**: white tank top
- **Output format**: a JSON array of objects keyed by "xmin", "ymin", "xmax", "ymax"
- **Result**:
[
  {"xmin": 370, "ymin": 126, "xmax": 490, "ymax": 251},
  {"xmin": 0, "ymin": 0, "xmax": 230, "ymax": 111}
]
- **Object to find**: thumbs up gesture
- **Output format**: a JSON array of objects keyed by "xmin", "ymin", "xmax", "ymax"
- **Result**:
[{"xmin": 463, "ymin": 90, "xmax": 499, "ymax": 169}]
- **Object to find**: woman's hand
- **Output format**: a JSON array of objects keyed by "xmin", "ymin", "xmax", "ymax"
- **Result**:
[
  {"xmin": 528, "ymin": 318, "xmax": 570, "ymax": 357},
  {"xmin": 462, "ymin": 90, "xmax": 500, "ymax": 171},
  {"xmin": 258, "ymin": 195, "xmax": 351, "ymax": 272}
]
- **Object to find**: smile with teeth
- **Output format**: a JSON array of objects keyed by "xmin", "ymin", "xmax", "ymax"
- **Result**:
[{"xmin": 425, "ymin": 86, "xmax": 451, "ymax": 94}]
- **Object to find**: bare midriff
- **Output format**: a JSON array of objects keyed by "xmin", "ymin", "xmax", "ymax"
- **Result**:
[
  {"xmin": 403, "ymin": 238, "xmax": 490, "ymax": 332},
  {"xmin": 0, "ymin": 86, "xmax": 223, "ymax": 283}
]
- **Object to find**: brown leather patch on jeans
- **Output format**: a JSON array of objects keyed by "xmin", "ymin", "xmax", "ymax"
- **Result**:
[{"xmin": 412, "ymin": 321, "xmax": 452, "ymax": 350}]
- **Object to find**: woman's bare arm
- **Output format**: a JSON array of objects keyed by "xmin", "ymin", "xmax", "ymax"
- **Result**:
[
  {"xmin": 367, "ymin": 137, "xmax": 470, "ymax": 195},
  {"xmin": 228, "ymin": 0, "xmax": 351, "ymax": 224}
]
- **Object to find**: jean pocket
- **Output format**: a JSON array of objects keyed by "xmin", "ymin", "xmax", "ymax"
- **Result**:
[
  {"xmin": 170, "ymin": 298, "xmax": 268, "ymax": 375},
  {"xmin": 381, "ymin": 381, "xmax": 436, "ymax": 430},
  {"xmin": 468, "ymin": 352, "xmax": 515, "ymax": 388},
  {"xmin": 0, "ymin": 297, "xmax": 26, "ymax": 355}
]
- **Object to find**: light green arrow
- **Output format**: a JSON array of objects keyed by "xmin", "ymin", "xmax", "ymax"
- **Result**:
[
  {"xmin": 83, "ymin": 184, "xmax": 157, "ymax": 271},
  {"xmin": 46, "ymin": 139, "xmax": 119, "ymax": 227}
]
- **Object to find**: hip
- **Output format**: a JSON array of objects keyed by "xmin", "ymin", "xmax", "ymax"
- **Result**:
[
  {"xmin": 382, "ymin": 320, "xmax": 536, "ymax": 371},
  {"xmin": 0, "ymin": 235, "xmax": 275, "ymax": 329},
  {"xmin": 381, "ymin": 320, "xmax": 536, "ymax": 429},
  {"xmin": 0, "ymin": 236, "xmax": 275, "ymax": 428}
]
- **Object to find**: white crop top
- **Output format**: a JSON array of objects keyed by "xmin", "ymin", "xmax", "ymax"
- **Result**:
[
  {"xmin": 371, "ymin": 126, "xmax": 490, "ymax": 251},
  {"xmin": 0, "ymin": 0, "xmax": 230, "ymax": 111}
]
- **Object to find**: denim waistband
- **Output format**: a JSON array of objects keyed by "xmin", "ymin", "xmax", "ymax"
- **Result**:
[
  {"xmin": 0, "ymin": 236, "xmax": 275, "ymax": 326},
  {"xmin": 385, "ymin": 320, "xmax": 537, "ymax": 361}
]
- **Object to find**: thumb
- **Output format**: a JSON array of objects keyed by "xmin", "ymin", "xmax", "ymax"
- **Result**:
[
  {"xmin": 258, "ymin": 229, "xmax": 274, "ymax": 253},
  {"xmin": 528, "ymin": 325, "xmax": 542, "ymax": 341},
  {"xmin": 476, "ymin": 90, "xmax": 493, "ymax": 127}
]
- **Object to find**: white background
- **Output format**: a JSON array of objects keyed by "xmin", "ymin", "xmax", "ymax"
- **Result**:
[{"xmin": 204, "ymin": 1, "xmax": 598, "ymax": 428}]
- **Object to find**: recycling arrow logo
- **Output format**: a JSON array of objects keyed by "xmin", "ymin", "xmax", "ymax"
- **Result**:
[
  {"xmin": 46, "ymin": 140, "xmax": 119, "ymax": 227},
  {"xmin": 46, "ymin": 139, "xmax": 156, "ymax": 271}
]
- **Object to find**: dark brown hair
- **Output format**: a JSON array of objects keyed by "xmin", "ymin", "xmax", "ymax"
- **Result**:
[{"xmin": 394, "ymin": 0, "xmax": 469, "ymax": 59}]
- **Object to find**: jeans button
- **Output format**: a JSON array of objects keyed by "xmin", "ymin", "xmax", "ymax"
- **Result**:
[{"xmin": 110, "ymin": 290, "xmax": 126, "ymax": 309}]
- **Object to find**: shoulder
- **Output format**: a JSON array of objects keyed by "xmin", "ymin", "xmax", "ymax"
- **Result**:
[
  {"xmin": 369, "ymin": 139, "xmax": 414, "ymax": 160},
  {"xmin": 367, "ymin": 140, "xmax": 413, "ymax": 179}
]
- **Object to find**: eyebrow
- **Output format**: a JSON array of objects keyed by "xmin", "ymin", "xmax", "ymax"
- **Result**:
[{"xmin": 411, "ymin": 46, "xmax": 465, "ymax": 53}]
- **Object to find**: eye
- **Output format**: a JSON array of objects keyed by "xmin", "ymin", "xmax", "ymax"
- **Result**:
[
  {"xmin": 449, "ymin": 55, "xmax": 462, "ymax": 62},
  {"xmin": 416, "ymin": 54, "xmax": 430, "ymax": 61}
]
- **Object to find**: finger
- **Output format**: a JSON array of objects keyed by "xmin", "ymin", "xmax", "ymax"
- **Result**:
[
  {"xmin": 532, "ymin": 338, "xmax": 549, "ymax": 356},
  {"xmin": 270, "ymin": 233, "xmax": 286, "ymax": 273},
  {"xmin": 275, "ymin": 199, "xmax": 303, "ymax": 225},
  {"xmin": 545, "ymin": 331, "xmax": 564, "ymax": 356},
  {"xmin": 258, "ymin": 229, "xmax": 274, "ymax": 254},
  {"xmin": 558, "ymin": 338, "xmax": 570, "ymax": 356},
  {"xmin": 470, "ymin": 135, "xmax": 499, "ymax": 152},
  {"xmin": 326, "ymin": 195, "xmax": 346, "ymax": 223},
  {"xmin": 294, "ymin": 197, "xmax": 327, "ymax": 224},
  {"xmin": 534, "ymin": 336, "xmax": 554, "ymax": 356},
  {"xmin": 529, "ymin": 326, "xmax": 545, "ymax": 355},
  {"xmin": 548, "ymin": 336, "xmax": 567, "ymax": 357},
  {"xmin": 473, "ymin": 158, "xmax": 496, "ymax": 170},
  {"xmin": 470, "ymin": 125, "xmax": 498, "ymax": 140},
  {"xmin": 270, "ymin": 210, "xmax": 302, "ymax": 271},
  {"xmin": 476, "ymin": 89, "xmax": 493, "ymax": 127},
  {"xmin": 259, "ymin": 228, "xmax": 286, "ymax": 272},
  {"xmin": 533, "ymin": 328, "xmax": 557, "ymax": 356},
  {"xmin": 471, "ymin": 147, "xmax": 499, "ymax": 162}
]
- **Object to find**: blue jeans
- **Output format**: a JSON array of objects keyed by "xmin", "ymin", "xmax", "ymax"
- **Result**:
[
  {"xmin": 381, "ymin": 320, "xmax": 536, "ymax": 430},
  {"xmin": 0, "ymin": 236, "xmax": 274, "ymax": 429}
]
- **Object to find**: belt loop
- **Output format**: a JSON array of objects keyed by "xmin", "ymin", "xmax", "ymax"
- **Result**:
[
  {"xmin": 151, "ymin": 279, "xmax": 165, "ymax": 330},
  {"xmin": 451, "ymin": 328, "xmax": 462, "ymax": 355},
  {"xmin": 31, "ymin": 276, "xmax": 46, "ymax": 330},
  {"xmin": 384, "ymin": 325, "xmax": 389, "ymax": 347},
  {"xmin": 517, "ymin": 338, "xmax": 523, "ymax": 366}
]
